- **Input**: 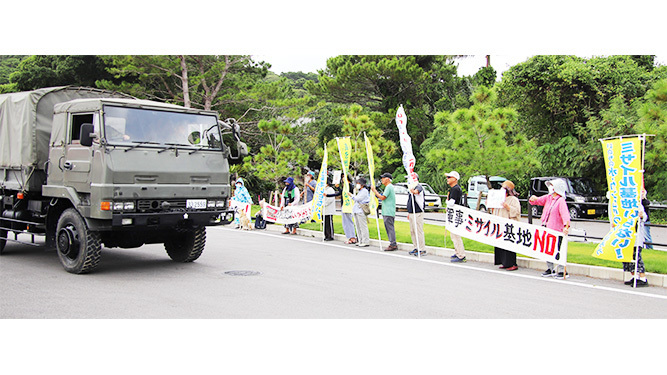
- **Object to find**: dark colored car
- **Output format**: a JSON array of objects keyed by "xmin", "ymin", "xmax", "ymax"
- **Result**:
[{"xmin": 529, "ymin": 177, "xmax": 607, "ymax": 219}]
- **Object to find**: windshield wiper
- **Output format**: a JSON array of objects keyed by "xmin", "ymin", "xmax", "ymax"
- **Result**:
[
  {"xmin": 124, "ymin": 141, "xmax": 160, "ymax": 152},
  {"xmin": 158, "ymin": 143, "xmax": 185, "ymax": 155}
]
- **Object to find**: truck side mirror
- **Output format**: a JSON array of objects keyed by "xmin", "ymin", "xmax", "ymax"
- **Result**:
[{"xmin": 80, "ymin": 123, "xmax": 95, "ymax": 147}]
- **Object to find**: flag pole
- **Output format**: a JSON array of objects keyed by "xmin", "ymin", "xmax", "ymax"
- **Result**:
[
  {"xmin": 633, "ymin": 134, "xmax": 647, "ymax": 287},
  {"xmin": 375, "ymin": 210, "xmax": 382, "ymax": 251}
]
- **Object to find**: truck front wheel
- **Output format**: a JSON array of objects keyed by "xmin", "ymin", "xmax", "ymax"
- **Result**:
[
  {"xmin": 56, "ymin": 208, "xmax": 101, "ymax": 274},
  {"xmin": 164, "ymin": 227, "xmax": 206, "ymax": 262}
]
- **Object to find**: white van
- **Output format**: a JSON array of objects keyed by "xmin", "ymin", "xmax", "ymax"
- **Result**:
[{"xmin": 466, "ymin": 175, "xmax": 507, "ymax": 212}]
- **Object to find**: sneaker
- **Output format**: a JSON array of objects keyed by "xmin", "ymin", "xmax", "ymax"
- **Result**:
[
  {"xmin": 450, "ymin": 254, "xmax": 458, "ymax": 259},
  {"xmin": 624, "ymin": 278, "xmax": 636, "ymax": 285},
  {"xmin": 384, "ymin": 245, "xmax": 398, "ymax": 252},
  {"xmin": 632, "ymin": 279, "xmax": 648, "ymax": 287},
  {"xmin": 417, "ymin": 250, "xmax": 426, "ymax": 256},
  {"xmin": 555, "ymin": 272, "xmax": 569, "ymax": 279},
  {"xmin": 409, "ymin": 249, "xmax": 418, "ymax": 256},
  {"xmin": 451, "ymin": 256, "xmax": 466, "ymax": 263},
  {"xmin": 541, "ymin": 269, "xmax": 554, "ymax": 277}
]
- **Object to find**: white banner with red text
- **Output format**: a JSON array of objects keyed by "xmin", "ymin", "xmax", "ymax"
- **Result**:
[
  {"xmin": 445, "ymin": 203, "xmax": 568, "ymax": 265},
  {"xmin": 262, "ymin": 202, "xmax": 312, "ymax": 225}
]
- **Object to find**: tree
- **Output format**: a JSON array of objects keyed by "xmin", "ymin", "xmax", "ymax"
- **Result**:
[
  {"xmin": 637, "ymin": 78, "xmax": 667, "ymax": 200},
  {"xmin": 323, "ymin": 104, "xmax": 397, "ymax": 177},
  {"xmin": 8, "ymin": 55, "xmax": 115, "ymax": 91},
  {"xmin": 422, "ymin": 86, "xmax": 539, "ymax": 193},
  {"xmin": 241, "ymin": 118, "xmax": 308, "ymax": 190}
]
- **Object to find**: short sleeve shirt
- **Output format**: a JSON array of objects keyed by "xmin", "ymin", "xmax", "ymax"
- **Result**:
[{"xmin": 381, "ymin": 184, "xmax": 396, "ymax": 217}]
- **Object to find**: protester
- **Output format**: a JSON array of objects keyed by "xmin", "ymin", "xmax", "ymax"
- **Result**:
[
  {"xmin": 230, "ymin": 177, "xmax": 253, "ymax": 228},
  {"xmin": 323, "ymin": 176, "xmax": 336, "ymax": 241},
  {"xmin": 302, "ymin": 171, "xmax": 317, "ymax": 203},
  {"xmin": 642, "ymin": 189, "xmax": 653, "ymax": 249},
  {"xmin": 623, "ymin": 203, "xmax": 649, "ymax": 287},
  {"xmin": 280, "ymin": 176, "xmax": 301, "ymax": 235},
  {"xmin": 371, "ymin": 172, "xmax": 397, "ymax": 251},
  {"xmin": 338, "ymin": 174, "xmax": 357, "ymax": 244},
  {"xmin": 491, "ymin": 180, "xmax": 521, "ymax": 271},
  {"xmin": 529, "ymin": 179, "xmax": 571, "ymax": 279},
  {"xmin": 348, "ymin": 177, "xmax": 370, "ymax": 247},
  {"xmin": 407, "ymin": 173, "xmax": 426, "ymax": 257},
  {"xmin": 446, "ymin": 171, "xmax": 466, "ymax": 262}
]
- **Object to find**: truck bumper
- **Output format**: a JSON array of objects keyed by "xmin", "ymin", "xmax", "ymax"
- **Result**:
[{"xmin": 110, "ymin": 209, "xmax": 234, "ymax": 229}]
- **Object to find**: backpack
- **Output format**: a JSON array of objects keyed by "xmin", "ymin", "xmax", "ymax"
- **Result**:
[{"xmin": 254, "ymin": 212, "xmax": 267, "ymax": 229}]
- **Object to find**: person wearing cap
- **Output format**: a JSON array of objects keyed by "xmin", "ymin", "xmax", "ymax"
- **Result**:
[
  {"xmin": 407, "ymin": 173, "xmax": 426, "ymax": 257},
  {"xmin": 347, "ymin": 177, "xmax": 371, "ymax": 247},
  {"xmin": 281, "ymin": 176, "xmax": 301, "ymax": 235},
  {"xmin": 302, "ymin": 171, "xmax": 317, "ymax": 204},
  {"xmin": 491, "ymin": 180, "xmax": 521, "ymax": 271},
  {"xmin": 529, "ymin": 178, "xmax": 571, "ymax": 278},
  {"xmin": 446, "ymin": 171, "xmax": 467, "ymax": 262},
  {"xmin": 371, "ymin": 172, "xmax": 397, "ymax": 251}
]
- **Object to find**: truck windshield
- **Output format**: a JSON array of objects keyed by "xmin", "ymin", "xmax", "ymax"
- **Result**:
[{"xmin": 102, "ymin": 105, "xmax": 221, "ymax": 149}]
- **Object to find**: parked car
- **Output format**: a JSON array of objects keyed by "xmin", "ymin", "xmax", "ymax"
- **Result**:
[
  {"xmin": 391, "ymin": 183, "xmax": 442, "ymax": 210},
  {"xmin": 529, "ymin": 177, "xmax": 607, "ymax": 219},
  {"xmin": 466, "ymin": 175, "xmax": 507, "ymax": 212}
]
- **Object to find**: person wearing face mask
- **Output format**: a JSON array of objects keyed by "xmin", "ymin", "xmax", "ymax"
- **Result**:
[
  {"xmin": 281, "ymin": 176, "xmax": 301, "ymax": 234},
  {"xmin": 491, "ymin": 180, "xmax": 521, "ymax": 271},
  {"xmin": 230, "ymin": 177, "xmax": 253, "ymax": 228},
  {"xmin": 347, "ymin": 177, "xmax": 370, "ymax": 247},
  {"xmin": 529, "ymin": 179, "xmax": 571, "ymax": 279}
]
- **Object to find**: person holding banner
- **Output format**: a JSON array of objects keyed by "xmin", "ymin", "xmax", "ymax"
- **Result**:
[
  {"xmin": 407, "ymin": 174, "xmax": 426, "ymax": 257},
  {"xmin": 491, "ymin": 180, "xmax": 521, "ymax": 271},
  {"xmin": 323, "ymin": 176, "xmax": 337, "ymax": 241},
  {"xmin": 446, "ymin": 171, "xmax": 467, "ymax": 262},
  {"xmin": 281, "ymin": 176, "xmax": 301, "ymax": 235},
  {"xmin": 230, "ymin": 177, "xmax": 253, "ymax": 228},
  {"xmin": 338, "ymin": 174, "xmax": 357, "ymax": 244},
  {"xmin": 529, "ymin": 179, "xmax": 571, "ymax": 279},
  {"xmin": 642, "ymin": 189, "xmax": 653, "ymax": 249},
  {"xmin": 348, "ymin": 177, "xmax": 371, "ymax": 247},
  {"xmin": 622, "ymin": 203, "xmax": 649, "ymax": 287},
  {"xmin": 371, "ymin": 172, "xmax": 397, "ymax": 251}
]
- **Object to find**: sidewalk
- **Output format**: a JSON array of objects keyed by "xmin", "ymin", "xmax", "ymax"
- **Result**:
[{"xmin": 264, "ymin": 223, "xmax": 667, "ymax": 288}]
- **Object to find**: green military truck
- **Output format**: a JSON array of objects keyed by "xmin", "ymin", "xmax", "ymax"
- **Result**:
[{"xmin": 0, "ymin": 86, "xmax": 246, "ymax": 273}]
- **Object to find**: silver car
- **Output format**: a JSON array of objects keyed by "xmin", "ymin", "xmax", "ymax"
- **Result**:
[{"xmin": 392, "ymin": 183, "xmax": 442, "ymax": 210}]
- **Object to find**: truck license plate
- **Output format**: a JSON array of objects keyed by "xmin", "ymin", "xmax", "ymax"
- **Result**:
[
  {"xmin": 587, "ymin": 209, "xmax": 596, "ymax": 215},
  {"xmin": 186, "ymin": 199, "xmax": 207, "ymax": 209}
]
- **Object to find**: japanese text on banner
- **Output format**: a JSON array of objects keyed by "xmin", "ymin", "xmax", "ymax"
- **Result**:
[
  {"xmin": 337, "ymin": 137, "xmax": 353, "ymax": 213},
  {"xmin": 594, "ymin": 136, "xmax": 643, "ymax": 262},
  {"xmin": 445, "ymin": 203, "xmax": 569, "ymax": 265},
  {"xmin": 310, "ymin": 145, "xmax": 328, "ymax": 222},
  {"xmin": 364, "ymin": 133, "xmax": 379, "ymax": 217}
]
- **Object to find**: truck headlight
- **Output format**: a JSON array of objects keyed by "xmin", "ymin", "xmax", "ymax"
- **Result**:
[
  {"xmin": 124, "ymin": 202, "xmax": 135, "ymax": 211},
  {"xmin": 113, "ymin": 202, "xmax": 125, "ymax": 211},
  {"xmin": 216, "ymin": 200, "xmax": 225, "ymax": 208},
  {"xmin": 207, "ymin": 200, "xmax": 216, "ymax": 209}
]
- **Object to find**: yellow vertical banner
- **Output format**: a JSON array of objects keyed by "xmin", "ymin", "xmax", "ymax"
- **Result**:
[
  {"xmin": 310, "ymin": 145, "xmax": 328, "ymax": 223},
  {"xmin": 337, "ymin": 137, "xmax": 353, "ymax": 213},
  {"xmin": 364, "ymin": 133, "xmax": 379, "ymax": 217},
  {"xmin": 593, "ymin": 136, "xmax": 643, "ymax": 262}
]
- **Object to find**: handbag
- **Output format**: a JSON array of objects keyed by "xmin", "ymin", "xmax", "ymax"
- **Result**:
[
  {"xmin": 254, "ymin": 212, "xmax": 267, "ymax": 229},
  {"xmin": 360, "ymin": 203, "xmax": 371, "ymax": 215}
]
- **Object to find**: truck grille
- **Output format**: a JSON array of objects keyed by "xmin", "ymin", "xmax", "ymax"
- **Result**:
[{"xmin": 137, "ymin": 199, "xmax": 187, "ymax": 213}]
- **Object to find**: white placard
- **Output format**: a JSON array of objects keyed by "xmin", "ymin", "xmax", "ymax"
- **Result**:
[{"xmin": 486, "ymin": 188, "xmax": 506, "ymax": 209}]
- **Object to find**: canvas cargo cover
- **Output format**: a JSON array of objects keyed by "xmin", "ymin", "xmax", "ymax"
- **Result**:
[{"xmin": 0, "ymin": 86, "xmax": 132, "ymax": 170}]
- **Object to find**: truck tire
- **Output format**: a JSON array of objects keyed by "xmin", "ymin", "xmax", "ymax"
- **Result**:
[
  {"xmin": 56, "ymin": 208, "xmax": 101, "ymax": 274},
  {"xmin": 164, "ymin": 227, "xmax": 206, "ymax": 262},
  {"xmin": 0, "ymin": 227, "xmax": 6, "ymax": 255}
]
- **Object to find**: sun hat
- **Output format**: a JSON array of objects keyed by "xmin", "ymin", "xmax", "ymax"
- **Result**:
[{"xmin": 547, "ymin": 179, "xmax": 567, "ymax": 198}]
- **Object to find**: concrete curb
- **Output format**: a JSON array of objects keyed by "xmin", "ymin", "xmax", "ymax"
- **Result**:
[{"xmin": 262, "ymin": 223, "xmax": 667, "ymax": 288}]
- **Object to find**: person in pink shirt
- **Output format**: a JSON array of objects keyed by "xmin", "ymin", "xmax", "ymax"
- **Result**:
[{"xmin": 529, "ymin": 179, "xmax": 571, "ymax": 279}]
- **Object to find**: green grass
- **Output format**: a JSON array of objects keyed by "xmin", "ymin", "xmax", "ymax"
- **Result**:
[{"xmin": 249, "ymin": 206, "xmax": 667, "ymax": 275}]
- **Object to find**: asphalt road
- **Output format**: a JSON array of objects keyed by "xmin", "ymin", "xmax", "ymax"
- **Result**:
[{"xmin": 2, "ymin": 226, "xmax": 667, "ymax": 319}]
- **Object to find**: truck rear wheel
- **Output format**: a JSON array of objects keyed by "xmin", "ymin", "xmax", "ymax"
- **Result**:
[
  {"xmin": 56, "ymin": 208, "xmax": 101, "ymax": 274},
  {"xmin": 164, "ymin": 227, "xmax": 206, "ymax": 262}
]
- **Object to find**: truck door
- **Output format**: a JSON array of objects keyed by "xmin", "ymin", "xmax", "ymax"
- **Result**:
[{"xmin": 62, "ymin": 113, "xmax": 98, "ymax": 193}]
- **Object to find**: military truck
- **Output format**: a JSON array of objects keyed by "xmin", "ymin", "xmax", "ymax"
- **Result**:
[{"xmin": 0, "ymin": 86, "xmax": 247, "ymax": 273}]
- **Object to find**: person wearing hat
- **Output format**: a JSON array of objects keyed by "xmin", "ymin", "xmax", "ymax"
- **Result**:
[
  {"xmin": 371, "ymin": 172, "xmax": 397, "ymax": 251},
  {"xmin": 407, "ymin": 173, "xmax": 426, "ymax": 257},
  {"xmin": 280, "ymin": 176, "xmax": 301, "ymax": 235},
  {"xmin": 302, "ymin": 171, "xmax": 317, "ymax": 204},
  {"xmin": 491, "ymin": 180, "xmax": 521, "ymax": 271},
  {"xmin": 446, "ymin": 171, "xmax": 467, "ymax": 262},
  {"xmin": 529, "ymin": 178, "xmax": 571, "ymax": 278},
  {"xmin": 347, "ymin": 177, "xmax": 371, "ymax": 247},
  {"xmin": 323, "ymin": 174, "xmax": 337, "ymax": 241}
]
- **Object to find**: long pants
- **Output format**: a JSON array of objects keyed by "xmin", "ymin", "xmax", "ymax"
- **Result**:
[
  {"xmin": 494, "ymin": 247, "xmax": 517, "ymax": 268},
  {"xmin": 450, "ymin": 233, "xmax": 466, "ymax": 259},
  {"xmin": 645, "ymin": 222, "xmax": 653, "ymax": 249},
  {"xmin": 353, "ymin": 213, "xmax": 370, "ymax": 246},
  {"xmin": 408, "ymin": 212, "xmax": 425, "ymax": 251},
  {"xmin": 546, "ymin": 261, "xmax": 564, "ymax": 273},
  {"xmin": 342, "ymin": 212, "xmax": 356, "ymax": 240},
  {"xmin": 324, "ymin": 215, "xmax": 334, "ymax": 240},
  {"xmin": 383, "ymin": 216, "xmax": 397, "ymax": 246},
  {"xmin": 623, "ymin": 246, "xmax": 645, "ymax": 274}
]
